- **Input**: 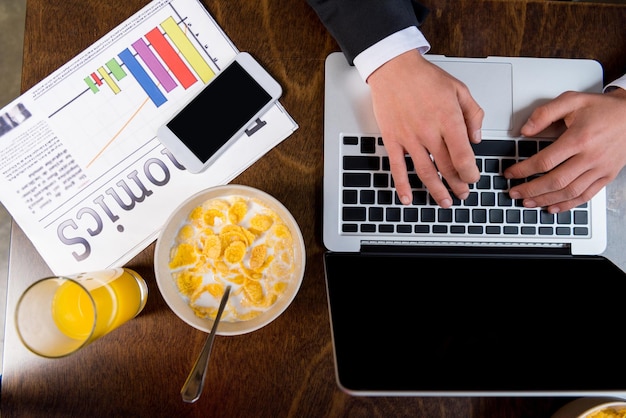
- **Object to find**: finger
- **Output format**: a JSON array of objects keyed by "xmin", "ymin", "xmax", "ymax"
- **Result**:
[
  {"xmin": 458, "ymin": 85, "xmax": 485, "ymax": 145},
  {"xmin": 428, "ymin": 144, "xmax": 470, "ymax": 200},
  {"xmin": 509, "ymin": 153, "xmax": 586, "ymax": 201},
  {"xmin": 440, "ymin": 107, "xmax": 481, "ymax": 183},
  {"xmin": 521, "ymin": 91, "xmax": 582, "ymax": 137},
  {"xmin": 407, "ymin": 147, "xmax": 453, "ymax": 208},
  {"xmin": 505, "ymin": 133, "xmax": 578, "ymax": 180},
  {"xmin": 528, "ymin": 171, "xmax": 607, "ymax": 213},
  {"xmin": 511, "ymin": 151, "xmax": 609, "ymax": 209},
  {"xmin": 384, "ymin": 141, "xmax": 413, "ymax": 205},
  {"xmin": 545, "ymin": 178, "xmax": 607, "ymax": 214}
]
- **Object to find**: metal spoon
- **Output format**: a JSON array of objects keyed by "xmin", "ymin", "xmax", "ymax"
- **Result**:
[{"xmin": 181, "ymin": 285, "xmax": 231, "ymax": 403}]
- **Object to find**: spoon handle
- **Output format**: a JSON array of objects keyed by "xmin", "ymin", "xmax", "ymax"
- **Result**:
[{"xmin": 181, "ymin": 285, "xmax": 232, "ymax": 403}]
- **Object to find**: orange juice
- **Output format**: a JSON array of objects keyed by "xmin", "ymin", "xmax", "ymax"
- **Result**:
[
  {"xmin": 51, "ymin": 268, "xmax": 148, "ymax": 342},
  {"xmin": 52, "ymin": 281, "xmax": 95, "ymax": 340}
]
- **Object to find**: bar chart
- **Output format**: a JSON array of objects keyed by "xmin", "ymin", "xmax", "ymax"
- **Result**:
[
  {"xmin": 84, "ymin": 15, "xmax": 216, "ymax": 108},
  {"xmin": 35, "ymin": 0, "xmax": 240, "ymax": 175}
]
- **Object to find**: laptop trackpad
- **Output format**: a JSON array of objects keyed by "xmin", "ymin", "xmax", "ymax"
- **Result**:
[{"xmin": 431, "ymin": 59, "xmax": 513, "ymax": 132}]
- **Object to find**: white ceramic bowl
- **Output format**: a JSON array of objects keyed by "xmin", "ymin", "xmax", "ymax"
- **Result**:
[
  {"xmin": 552, "ymin": 398, "xmax": 626, "ymax": 418},
  {"xmin": 154, "ymin": 185, "xmax": 305, "ymax": 335}
]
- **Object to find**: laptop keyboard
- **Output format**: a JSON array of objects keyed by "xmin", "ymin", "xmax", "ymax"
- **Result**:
[{"xmin": 340, "ymin": 134, "xmax": 591, "ymax": 237}]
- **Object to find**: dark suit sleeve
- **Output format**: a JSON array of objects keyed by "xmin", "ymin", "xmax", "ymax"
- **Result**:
[{"xmin": 307, "ymin": 0, "xmax": 429, "ymax": 64}]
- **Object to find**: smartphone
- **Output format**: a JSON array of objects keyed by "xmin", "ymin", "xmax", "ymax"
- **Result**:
[{"xmin": 157, "ymin": 52, "xmax": 282, "ymax": 173}]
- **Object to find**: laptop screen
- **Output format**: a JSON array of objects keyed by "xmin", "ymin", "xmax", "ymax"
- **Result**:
[{"xmin": 324, "ymin": 251, "xmax": 626, "ymax": 395}]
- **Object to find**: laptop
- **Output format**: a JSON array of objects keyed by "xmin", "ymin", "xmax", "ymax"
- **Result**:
[{"xmin": 322, "ymin": 52, "xmax": 626, "ymax": 397}]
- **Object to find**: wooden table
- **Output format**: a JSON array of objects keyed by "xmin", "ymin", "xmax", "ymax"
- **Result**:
[{"xmin": 2, "ymin": 1, "xmax": 626, "ymax": 416}]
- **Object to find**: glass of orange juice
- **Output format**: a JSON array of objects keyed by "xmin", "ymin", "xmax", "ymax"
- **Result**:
[{"xmin": 15, "ymin": 268, "xmax": 148, "ymax": 358}]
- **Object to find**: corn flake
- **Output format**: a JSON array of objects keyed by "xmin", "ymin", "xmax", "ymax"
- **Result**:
[{"xmin": 224, "ymin": 240, "xmax": 246, "ymax": 264}]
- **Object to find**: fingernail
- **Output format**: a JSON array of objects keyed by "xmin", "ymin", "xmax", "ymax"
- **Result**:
[
  {"xmin": 440, "ymin": 198, "xmax": 452, "ymax": 208},
  {"xmin": 401, "ymin": 195, "xmax": 411, "ymax": 205},
  {"xmin": 522, "ymin": 119, "xmax": 535, "ymax": 133},
  {"xmin": 509, "ymin": 190, "xmax": 520, "ymax": 199},
  {"xmin": 458, "ymin": 192, "xmax": 469, "ymax": 200},
  {"xmin": 524, "ymin": 200, "xmax": 537, "ymax": 208},
  {"xmin": 473, "ymin": 129, "xmax": 482, "ymax": 143}
]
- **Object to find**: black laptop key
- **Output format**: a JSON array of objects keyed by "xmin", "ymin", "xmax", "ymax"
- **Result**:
[
  {"xmin": 464, "ymin": 192, "xmax": 479, "ymax": 206},
  {"xmin": 484, "ymin": 159, "xmax": 499, "ymax": 173},
  {"xmin": 403, "ymin": 207, "xmax": 418, "ymax": 222},
  {"xmin": 450, "ymin": 225, "xmax": 465, "ymax": 234},
  {"xmin": 481, "ymin": 192, "xmax": 496, "ymax": 206},
  {"xmin": 343, "ymin": 136, "xmax": 358, "ymax": 145},
  {"xmin": 413, "ymin": 190, "xmax": 428, "ymax": 205},
  {"xmin": 373, "ymin": 173, "xmax": 388, "ymax": 187},
  {"xmin": 386, "ymin": 207, "xmax": 401, "ymax": 222},
  {"xmin": 523, "ymin": 210, "xmax": 538, "ymax": 224},
  {"xmin": 473, "ymin": 209, "xmax": 487, "ymax": 223},
  {"xmin": 493, "ymin": 176, "xmax": 508, "ymax": 190},
  {"xmin": 455, "ymin": 208, "xmax": 470, "ymax": 223},
  {"xmin": 369, "ymin": 207, "xmax": 383, "ymax": 221},
  {"xmin": 501, "ymin": 158, "xmax": 516, "ymax": 171},
  {"xmin": 472, "ymin": 139, "xmax": 516, "ymax": 157},
  {"xmin": 518, "ymin": 140, "xmax": 538, "ymax": 157},
  {"xmin": 343, "ymin": 207, "xmax": 366, "ymax": 221},
  {"xmin": 557, "ymin": 211, "xmax": 571, "ymax": 224},
  {"xmin": 421, "ymin": 208, "xmax": 436, "ymax": 222},
  {"xmin": 574, "ymin": 211, "xmax": 588, "ymax": 224},
  {"xmin": 360, "ymin": 136, "xmax": 376, "ymax": 153},
  {"xmin": 359, "ymin": 190, "xmax": 375, "ymax": 204},
  {"xmin": 540, "ymin": 210, "xmax": 555, "ymax": 224},
  {"xmin": 377, "ymin": 190, "xmax": 393, "ymax": 205},
  {"xmin": 506, "ymin": 209, "xmax": 521, "ymax": 223},
  {"xmin": 476, "ymin": 175, "xmax": 491, "ymax": 189},
  {"xmin": 343, "ymin": 190, "xmax": 357, "ymax": 204},
  {"xmin": 498, "ymin": 192, "xmax": 513, "ymax": 206},
  {"xmin": 438, "ymin": 208, "xmax": 453, "ymax": 222},
  {"xmin": 556, "ymin": 227, "xmax": 571, "ymax": 235},
  {"xmin": 343, "ymin": 172, "xmax": 370, "ymax": 187},
  {"xmin": 343, "ymin": 156, "xmax": 379, "ymax": 171},
  {"xmin": 489, "ymin": 209, "xmax": 504, "ymax": 223}
]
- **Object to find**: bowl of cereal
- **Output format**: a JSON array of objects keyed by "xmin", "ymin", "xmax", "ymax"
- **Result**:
[
  {"xmin": 552, "ymin": 398, "xmax": 626, "ymax": 418},
  {"xmin": 154, "ymin": 184, "xmax": 305, "ymax": 335}
]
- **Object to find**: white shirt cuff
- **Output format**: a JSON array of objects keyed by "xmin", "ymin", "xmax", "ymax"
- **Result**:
[
  {"xmin": 604, "ymin": 74, "xmax": 626, "ymax": 92},
  {"xmin": 353, "ymin": 26, "xmax": 431, "ymax": 82}
]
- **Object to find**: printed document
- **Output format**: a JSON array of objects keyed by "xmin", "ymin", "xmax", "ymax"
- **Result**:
[{"xmin": 0, "ymin": 0, "xmax": 298, "ymax": 274}]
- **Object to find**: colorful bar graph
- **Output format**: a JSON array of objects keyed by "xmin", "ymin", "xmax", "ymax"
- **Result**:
[
  {"xmin": 131, "ymin": 38, "xmax": 177, "ymax": 92},
  {"xmin": 85, "ymin": 77, "xmax": 99, "ymax": 93},
  {"xmin": 91, "ymin": 73, "xmax": 103, "ymax": 86},
  {"xmin": 118, "ymin": 48, "xmax": 167, "ymax": 107},
  {"xmin": 105, "ymin": 58, "xmax": 127, "ymax": 81},
  {"xmin": 160, "ymin": 17, "xmax": 215, "ymax": 83},
  {"xmin": 145, "ymin": 27, "xmax": 197, "ymax": 89},
  {"xmin": 97, "ymin": 67, "xmax": 121, "ymax": 94},
  {"xmin": 83, "ymin": 14, "xmax": 215, "ymax": 107}
]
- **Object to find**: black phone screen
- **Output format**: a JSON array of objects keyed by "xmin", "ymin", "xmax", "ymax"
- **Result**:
[{"xmin": 166, "ymin": 60, "xmax": 272, "ymax": 163}]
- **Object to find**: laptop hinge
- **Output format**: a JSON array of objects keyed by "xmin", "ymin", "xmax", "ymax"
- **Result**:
[{"xmin": 360, "ymin": 241, "xmax": 571, "ymax": 256}]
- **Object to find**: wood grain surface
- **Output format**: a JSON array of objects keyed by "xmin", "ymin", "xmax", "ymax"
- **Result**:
[{"xmin": 3, "ymin": 1, "xmax": 625, "ymax": 417}]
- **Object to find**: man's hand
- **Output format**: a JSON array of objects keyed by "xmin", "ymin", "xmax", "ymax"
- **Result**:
[
  {"xmin": 505, "ymin": 88, "xmax": 626, "ymax": 213},
  {"xmin": 367, "ymin": 50, "xmax": 484, "ymax": 208}
]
